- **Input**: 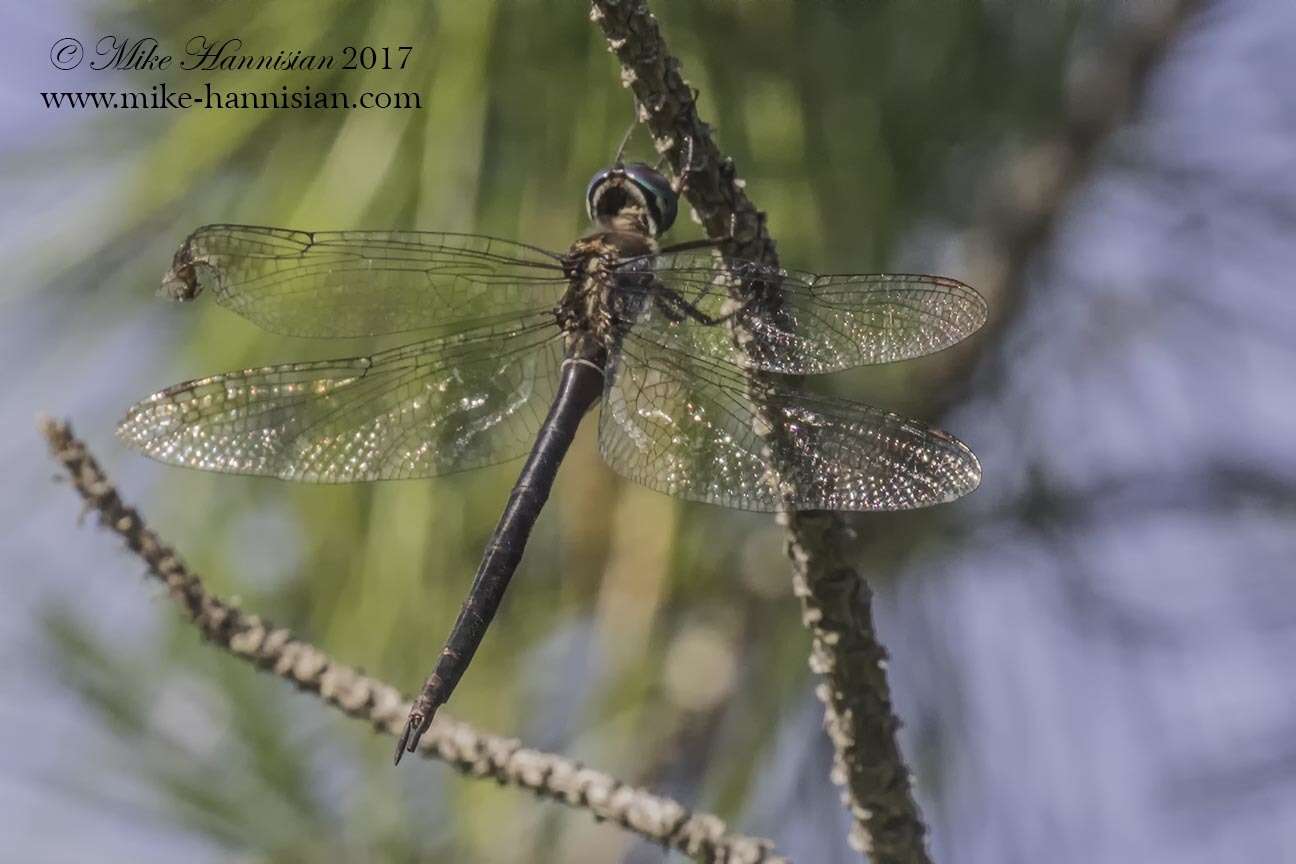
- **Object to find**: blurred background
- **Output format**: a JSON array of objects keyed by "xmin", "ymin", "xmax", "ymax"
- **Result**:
[{"xmin": 3, "ymin": 0, "xmax": 1293, "ymax": 861}]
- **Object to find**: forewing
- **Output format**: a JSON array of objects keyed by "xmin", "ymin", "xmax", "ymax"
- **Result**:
[
  {"xmin": 616, "ymin": 253, "xmax": 987, "ymax": 374},
  {"xmin": 117, "ymin": 316, "xmax": 564, "ymax": 482},
  {"xmin": 165, "ymin": 224, "xmax": 569, "ymax": 337},
  {"xmin": 599, "ymin": 335, "xmax": 981, "ymax": 511}
]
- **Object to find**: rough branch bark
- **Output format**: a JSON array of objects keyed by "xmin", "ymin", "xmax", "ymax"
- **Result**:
[
  {"xmin": 590, "ymin": 0, "xmax": 1199, "ymax": 859},
  {"xmin": 589, "ymin": 2, "xmax": 931, "ymax": 859},
  {"xmin": 39, "ymin": 416, "xmax": 788, "ymax": 864}
]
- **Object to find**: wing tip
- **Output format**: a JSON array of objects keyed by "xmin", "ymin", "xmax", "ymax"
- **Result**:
[
  {"xmin": 114, "ymin": 407, "xmax": 169, "ymax": 463},
  {"xmin": 966, "ymin": 283, "xmax": 991, "ymax": 335},
  {"xmin": 949, "ymin": 452, "xmax": 983, "ymax": 504},
  {"xmin": 933, "ymin": 427, "xmax": 983, "ymax": 505},
  {"xmin": 114, "ymin": 404, "xmax": 146, "ymax": 446}
]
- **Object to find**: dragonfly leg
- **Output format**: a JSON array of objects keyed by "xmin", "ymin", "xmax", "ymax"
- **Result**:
[
  {"xmin": 657, "ymin": 236, "xmax": 727, "ymax": 255},
  {"xmin": 668, "ymin": 135, "xmax": 697, "ymax": 195},
  {"xmin": 655, "ymin": 283, "xmax": 758, "ymax": 327},
  {"xmin": 612, "ymin": 109, "xmax": 639, "ymax": 167},
  {"xmin": 652, "ymin": 292, "xmax": 688, "ymax": 324}
]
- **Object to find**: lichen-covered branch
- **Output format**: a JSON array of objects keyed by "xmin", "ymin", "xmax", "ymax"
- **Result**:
[
  {"xmin": 589, "ymin": 2, "xmax": 931, "ymax": 859},
  {"xmin": 590, "ymin": 0, "xmax": 1199, "ymax": 859},
  {"xmin": 39, "ymin": 415, "xmax": 788, "ymax": 864}
]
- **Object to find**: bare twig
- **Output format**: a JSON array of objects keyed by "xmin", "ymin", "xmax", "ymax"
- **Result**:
[
  {"xmin": 589, "ymin": 2, "xmax": 931, "ymax": 859},
  {"xmin": 958, "ymin": 0, "xmax": 1200, "ymax": 356},
  {"xmin": 38, "ymin": 415, "xmax": 788, "ymax": 864}
]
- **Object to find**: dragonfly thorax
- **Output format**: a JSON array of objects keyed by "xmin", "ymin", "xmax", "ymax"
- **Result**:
[{"xmin": 557, "ymin": 231, "xmax": 654, "ymax": 358}]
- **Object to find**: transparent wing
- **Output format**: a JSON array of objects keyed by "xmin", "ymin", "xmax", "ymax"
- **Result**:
[
  {"xmin": 163, "ymin": 224, "xmax": 569, "ymax": 337},
  {"xmin": 599, "ymin": 334, "xmax": 981, "ymax": 511},
  {"xmin": 613, "ymin": 252, "xmax": 987, "ymax": 374},
  {"xmin": 117, "ymin": 315, "xmax": 565, "ymax": 482}
]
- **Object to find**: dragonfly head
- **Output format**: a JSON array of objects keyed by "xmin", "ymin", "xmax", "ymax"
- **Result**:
[{"xmin": 586, "ymin": 163, "xmax": 678, "ymax": 238}]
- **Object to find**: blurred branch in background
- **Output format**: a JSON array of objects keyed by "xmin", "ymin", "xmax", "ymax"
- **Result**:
[
  {"xmin": 956, "ymin": 0, "xmax": 1200, "ymax": 357},
  {"xmin": 590, "ymin": 1, "xmax": 931, "ymax": 860},
  {"xmin": 37, "ymin": 416, "xmax": 788, "ymax": 864}
]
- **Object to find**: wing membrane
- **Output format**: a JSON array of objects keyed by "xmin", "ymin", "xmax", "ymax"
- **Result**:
[
  {"xmin": 615, "ymin": 253, "xmax": 987, "ymax": 374},
  {"xmin": 164, "ymin": 224, "xmax": 569, "ymax": 338},
  {"xmin": 118, "ymin": 316, "xmax": 564, "ymax": 482},
  {"xmin": 599, "ymin": 334, "xmax": 981, "ymax": 511}
]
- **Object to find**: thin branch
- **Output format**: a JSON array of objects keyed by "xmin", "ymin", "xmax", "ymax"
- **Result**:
[
  {"xmin": 38, "ymin": 415, "xmax": 788, "ymax": 864},
  {"xmin": 590, "ymin": 2, "xmax": 931, "ymax": 860}
]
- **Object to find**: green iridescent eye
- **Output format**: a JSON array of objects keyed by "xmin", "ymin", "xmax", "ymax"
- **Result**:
[
  {"xmin": 585, "ymin": 164, "xmax": 677, "ymax": 236},
  {"xmin": 624, "ymin": 163, "xmax": 678, "ymax": 234}
]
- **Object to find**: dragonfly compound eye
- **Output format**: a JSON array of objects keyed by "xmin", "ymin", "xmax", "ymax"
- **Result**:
[
  {"xmin": 585, "ymin": 168, "xmax": 613, "ymax": 224},
  {"xmin": 586, "ymin": 164, "xmax": 678, "ymax": 237},
  {"xmin": 624, "ymin": 163, "xmax": 678, "ymax": 236}
]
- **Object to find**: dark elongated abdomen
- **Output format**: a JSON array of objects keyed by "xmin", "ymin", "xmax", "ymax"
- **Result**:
[{"xmin": 396, "ymin": 353, "xmax": 605, "ymax": 761}]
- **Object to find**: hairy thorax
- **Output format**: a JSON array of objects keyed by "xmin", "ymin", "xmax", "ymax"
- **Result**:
[{"xmin": 558, "ymin": 230, "xmax": 657, "ymax": 362}]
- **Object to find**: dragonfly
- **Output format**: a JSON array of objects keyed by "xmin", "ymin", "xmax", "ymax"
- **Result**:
[{"xmin": 118, "ymin": 153, "xmax": 986, "ymax": 765}]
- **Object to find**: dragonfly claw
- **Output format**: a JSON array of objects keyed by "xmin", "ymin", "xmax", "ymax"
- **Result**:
[
  {"xmin": 393, "ymin": 710, "xmax": 426, "ymax": 766},
  {"xmin": 394, "ymin": 684, "xmax": 444, "ymax": 766}
]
